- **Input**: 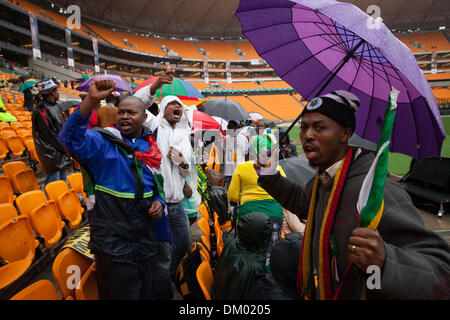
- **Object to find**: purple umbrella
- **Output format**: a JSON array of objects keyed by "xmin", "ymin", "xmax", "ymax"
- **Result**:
[
  {"xmin": 76, "ymin": 74, "xmax": 131, "ymax": 92},
  {"xmin": 236, "ymin": 0, "xmax": 446, "ymax": 159}
]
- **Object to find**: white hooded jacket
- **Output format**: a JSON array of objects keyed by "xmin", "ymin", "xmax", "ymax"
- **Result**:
[{"xmin": 134, "ymin": 89, "xmax": 192, "ymax": 204}]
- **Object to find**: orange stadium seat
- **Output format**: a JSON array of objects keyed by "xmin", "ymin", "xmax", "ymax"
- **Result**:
[
  {"xmin": 196, "ymin": 41, "xmax": 240, "ymax": 60},
  {"xmin": 234, "ymin": 41, "xmax": 261, "ymax": 60},
  {"xmin": 0, "ymin": 258, "xmax": 33, "ymax": 290},
  {"xmin": 9, "ymin": 165, "xmax": 40, "ymax": 194},
  {"xmin": 0, "ymin": 215, "xmax": 39, "ymax": 263},
  {"xmin": 199, "ymin": 203, "xmax": 209, "ymax": 220},
  {"xmin": 75, "ymin": 263, "xmax": 98, "ymax": 300},
  {"xmin": 2, "ymin": 161, "xmax": 27, "ymax": 192},
  {"xmin": 213, "ymin": 213, "xmax": 223, "ymax": 257},
  {"xmin": 0, "ymin": 122, "xmax": 10, "ymax": 130},
  {"xmin": 0, "ymin": 203, "xmax": 18, "ymax": 225},
  {"xmin": 197, "ymin": 241, "xmax": 211, "ymax": 262},
  {"xmin": 3, "ymin": 133, "xmax": 25, "ymax": 157},
  {"xmin": 0, "ymin": 137, "xmax": 8, "ymax": 160},
  {"xmin": 10, "ymin": 279, "xmax": 60, "ymax": 300},
  {"xmin": 52, "ymin": 248, "xmax": 93, "ymax": 300},
  {"xmin": 0, "ymin": 177, "xmax": 16, "ymax": 205},
  {"xmin": 201, "ymin": 234, "xmax": 211, "ymax": 254},
  {"xmin": 16, "ymin": 190, "xmax": 65, "ymax": 248},
  {"xmin": 155, "ymin": 38, "xmax": 205, "ymax": 59},
  {"xmin": 67, "ymin": 172, "xmax": 87, "ymax": 205},
  {"xmin": 196, "ymin": 261, "xmax": 214, "ymax": 300},
  {"xmin": 45, "ymin": 181, "xmax": 83, "ymax": 229},
  {"xmin": 197, "ymin": 217, "xmax": 211, "ymax": 239}
]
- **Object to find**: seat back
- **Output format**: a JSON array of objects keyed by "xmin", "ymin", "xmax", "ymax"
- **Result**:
[
  {"xmin": 16, "ymin": 190, "xmax": 47, "ymax": 218},
  {"xmin": 196, "ymin": 261, "xmax": 214, "ymax": 300},
  {"xmin": 75, "ymin": 263, "xmax": 98, "ymax": 300},
  {"xmin": 0, "ymin": 138, "xmax": 7, "ymax": 159},
  {"xmin": 45, "ymin": 181, "xmax": 83, "ymax": 228},
  {"xmin": 12, "ymin": 168, "xmax": 40, "ymax": 193},
  {"xmin": 10, "ymin": 279, "xmax": 60, "ymax": 300},
  {"xmin": 67, "ymin": 172, "xmax": 85, "ymax": 196},
  {"xmin": 197, "ymin": 217, "xmax": 210, "ymax": 239},
  {"xmin": 0, "ymin": 176, "xmax": 15, "ymax": 205},
  {"xmin": 10, "ymin": 122, "xmax": 25, "ymax": 132},
  {"xmin": 52, "ymin": 248, "xmax": 93, "ymax": 299},
  {"xmin": 0, "ymin": 216, "xmax": 39, "ymax": 262},
  {"xmin": 197, "ymin": 240, "xmax": 211, "ymax": 262},
  {"xmin": 16, "ymin": 190, "xmax": 65, "ymax": 247},
  {"xmin": 6, "ymin": 135, "xmax": 25, "ymax": 156},
  {"xmin": 199, "ymin": 202, "xmax": 209, "ymax": 220},
  {"xmin": 2, "ymin": 161, "xmax": 27, "ymax": 191},
  {"xmin": 213, "ymin": 213, "xmax": 223, "ymax": 257},
  {"xmin": 0, "ymin": 203, "xmax": 18, "ymax": 225}
]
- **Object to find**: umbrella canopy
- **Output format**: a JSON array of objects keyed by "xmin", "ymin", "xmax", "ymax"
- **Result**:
[
  {"xmin": 58, "ymin": 100, "xmax": 81, "ymax": 112},
  {"xmin": 200, "ymin": 98, "xmax": 249, "ymax": 121},
  {"xmin": 19, "ymin": 80, "xmax": 37, "ymax": 92},
  {"xmin": 132, "ymin": 77, "xmax": 204, "ymax": 105},
  {"xmin": 348, "ymin": 133, "xmax": 377, "ymax": 152},
  {"xmin": 279, "ymin": 156, "xmax": 315, "ymax": 187},
  {"xmin": 77, "ymin": 74, "xmax": 131, "ymax": 92},
  {"xmin": 236, "ymin": 0, "xmax": 446, "ymax": 159},
  {"xmin": 191, "ymin": 110, "xmax": 225, "ymax": 135}
]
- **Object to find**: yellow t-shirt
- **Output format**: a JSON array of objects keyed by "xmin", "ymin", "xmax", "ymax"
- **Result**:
[{"xmin": 227, "ymin": 161, "xmax": 286, "ymax": 204}]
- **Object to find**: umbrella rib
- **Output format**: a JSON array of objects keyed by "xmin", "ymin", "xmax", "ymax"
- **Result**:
[
  {"xmin": 313, "ymin": 10, "xmax": 348, "ymax": 52},
  {"xmin": 279, "ymin": 40, "xmax": 356, "ymax": 79},
  {"xmin": 361, "ymin": 42, "xmax": 378, "ymax": 139}
]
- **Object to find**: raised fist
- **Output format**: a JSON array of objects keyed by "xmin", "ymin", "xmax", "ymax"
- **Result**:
[{"xmin": 88, "ymin": 79, "xmax": 116, "ymax": 101}]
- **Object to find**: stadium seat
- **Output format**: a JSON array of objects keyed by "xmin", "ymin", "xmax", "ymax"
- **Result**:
[
  {"xmin": 0, "ymin": 215, "xmax": 39, "ymax": 263},
  {"xmin": 0, "ymin": 203, "xmax": 18, "ymax": 225},
  {"xmin": 22, "ymin": 122, "xmax": 32, "ymax": 130},
  {"xmin": 45, "ymin": 181, "xmax": 83, "ymax": 229},
  {"xmin": 75, "ymin": 263, "xmax": 98, "ymax": 300},
  {"xmin": 5, "ymin": 134, "xmax": 25, "ymax": 157},
  {"xmin": 2, "ymin": 161, "xmax": 27, "ymax": 188},
  {"xmin": 0, "ymin": 122, "xmax": 10, "ymax": 130},
  {"xmin": 52, "ymin": 248, "xmax": 93, "ymax": 300},
  {"xmin": 0, "ymin": 176, "xmax": 16, "ymax": 205},
  {"xmin": 0, "ymin": 138, "xmax": 8, "ymax": 160},
  {"xmin": 0, "ymin": 258, "xmax": 32, "ymax": 290},
  {"xmin": 196, "ymin": 261, "xmax": 214, "ymax": 300},
  {"xmin": 197, "ymin": 217, "xmax": 210, "ymax": 239},
  {"xmin": 16, "ymin": 190, "xmax": 65, "ymax": 248},
  {"xmin": 11, "ymin": 167, "xmax": 40, "ymax": 193},
  {"xmin": 10, "ymin": 279, "xmax": 60, "ymax": 300},
  {"xmin": 97, "ymin": 107, "xmax": 118, "ymax": 128},
  {"xmin": 10, "ymin": 122, "xmax": 25, "ymax": 132},
  {"xmin": 197, "ymin": 241, "xmax": 211, "ymax": 262},
  {"xmin": 199, "ymin": 203, "xmax": 209, "ymax": 220},
  {"xmin": 0, "ymin": 127, "xmax": 16, "ymax": 138},
  {"xmin": 213, "ymin": 213, "xmax": 223, "ymax": 257},
  {"xmin": 200, "ymin": 234, "xmax": 211, "ymax": 254},
  {"xmin": 67, "ymin": 172, "xmax": 87, "ymax": 205}
]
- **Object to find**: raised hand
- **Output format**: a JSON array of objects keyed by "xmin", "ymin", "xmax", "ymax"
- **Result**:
[
  {"xmin": 89, "ymin": 79, "xmax": 116, "ymax": 101},
  {"xmin": 150, "ymin": 66, "xmax": 175, "ymax": 95},
  {"xmin": 79, "ymin": 79, "xmax": 116, "ymax": 116},
  {"xmin": 347, "ymin": 228, "xmax": 386, "ymax": 272}
]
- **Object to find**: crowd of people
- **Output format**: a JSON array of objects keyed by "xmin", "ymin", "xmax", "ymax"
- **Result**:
[{"xmin": 21, "ymin": 67, "xmax": 450, "ymax": 300}]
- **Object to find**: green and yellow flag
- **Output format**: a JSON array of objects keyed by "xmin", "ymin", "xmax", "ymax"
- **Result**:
[{"xmin": 357, "ymin": 88, "xmax": 400, "ymax": 230}]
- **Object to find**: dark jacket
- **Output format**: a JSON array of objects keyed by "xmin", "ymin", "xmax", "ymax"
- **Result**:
[
  {"xmin": 32, "ymin": 99, "xmax": 72, "ymax": 174},
  {"xmin": 246, "ymin": 232, "xmax": 302, "ymax": 300},
  {"xmin": 258, "ymin": 147, "xmax": 450, "ymax": 299}
]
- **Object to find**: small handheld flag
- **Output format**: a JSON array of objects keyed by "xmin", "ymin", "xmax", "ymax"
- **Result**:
[{"xmin": 357, "ymin": 88, "xmax": 400, "ymax": 230}]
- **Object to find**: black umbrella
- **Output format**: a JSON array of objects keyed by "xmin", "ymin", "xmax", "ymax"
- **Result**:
[
  {"xmin": 348, "ymin": 133, "xmax": 377, "ymax": 152},
  {"xmin": 279, "ymin": 157, "xmax": 315, "ymax": 187},
  {"xmin": 58, "ymin": 100, "xmax": 80, "ymax": 112},
  {"xmin": 200, "ymin": 98, "xmax": 249, "ymax": 121}
]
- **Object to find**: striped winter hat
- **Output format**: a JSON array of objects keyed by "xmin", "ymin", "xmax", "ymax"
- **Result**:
[{"xmin": 302, "ymin": 90, "xmax": 360, "ymax": 132}]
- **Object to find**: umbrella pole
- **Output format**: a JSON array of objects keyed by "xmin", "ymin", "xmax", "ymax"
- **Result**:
[{"xmin": 281, "ymin": 40, "xmax": 364, "ymax": 142}]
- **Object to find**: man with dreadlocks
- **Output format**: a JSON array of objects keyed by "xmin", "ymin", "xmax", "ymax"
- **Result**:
[{"xmin": 255, "ymin": 90, "xmax": 450, "ymax": 300}]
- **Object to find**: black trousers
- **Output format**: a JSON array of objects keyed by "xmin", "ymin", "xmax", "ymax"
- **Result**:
[{"xmin": 94, "ymin": 250, "xmax": 155, "ymax": 300}]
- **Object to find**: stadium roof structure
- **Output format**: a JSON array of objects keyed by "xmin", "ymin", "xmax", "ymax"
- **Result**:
[{"xmin": 46, "ymin": 0, "xmax": 450, "ymax": 39}]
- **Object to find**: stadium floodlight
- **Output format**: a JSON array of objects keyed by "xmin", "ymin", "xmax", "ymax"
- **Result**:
[{"xmin": 439, "ymin": 26, "xmax": 446, "ymax": 30}]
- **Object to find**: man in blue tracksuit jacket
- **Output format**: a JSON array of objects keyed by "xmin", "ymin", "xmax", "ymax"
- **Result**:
[{"xmin": 58, "ymin": 79, "xmax": 171, "ymax": 300}]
